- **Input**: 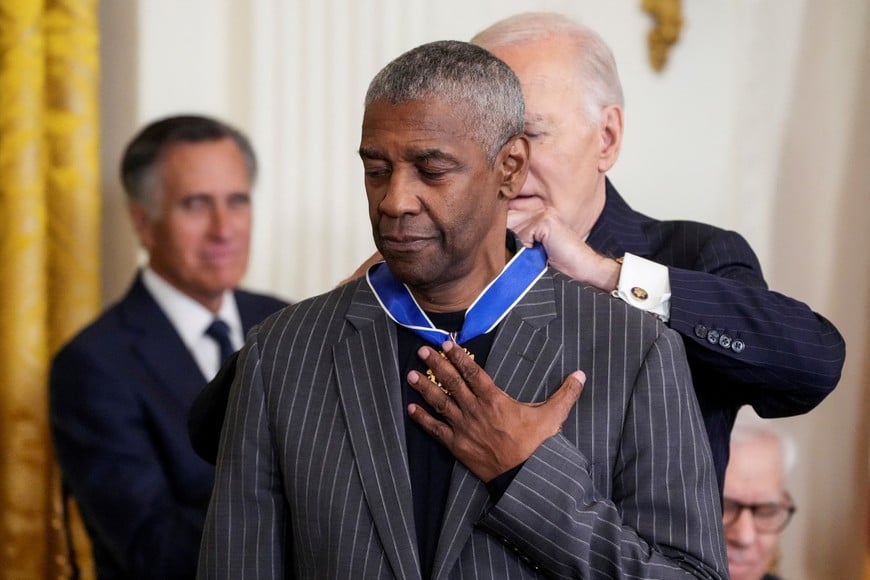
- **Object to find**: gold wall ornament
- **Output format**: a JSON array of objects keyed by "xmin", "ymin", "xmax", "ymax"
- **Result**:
[{"xmin": 642, "ymin": 0, "xmax": 683, "ymax": 72}]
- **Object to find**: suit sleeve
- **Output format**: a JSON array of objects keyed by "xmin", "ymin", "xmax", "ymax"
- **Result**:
[
  {"xmin": 666, "ymin": 229, "xmax": 845, "ymax": 416},
  {"xmin": 49, "ymin": 345, "xmax": 205, "ymax": 580},
  {"xmin": 198, "ymin": 335, "xmax": 291, "ymax": 579},
  {"xmin": 188, "ymin": 350, "xmax": 240, "ymax": 464},
  {"xmin": 477, "ymin": 329, "xmax": 728, "ymax": 579}
]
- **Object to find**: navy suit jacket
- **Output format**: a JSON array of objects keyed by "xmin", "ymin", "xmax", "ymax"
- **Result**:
[
  {"xmin": 50, "ymin": 274, "xmax": 287, "ymax": 580},
  {"xmin": 588, "ymin": 179, "xmax": 845, "ymax": 487}
]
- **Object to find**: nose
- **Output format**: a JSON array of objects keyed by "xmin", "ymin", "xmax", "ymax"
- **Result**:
[
  {"xmin": 726, "ymin": 508, "xmax": 757, "ymax": 547},
  {"xmin": 376, "ymin": 169, "xmax": 421, "ymax": 218},
  {"xmin": 208, "ymin": 203, "xmax": 233, "ymax": 238}
]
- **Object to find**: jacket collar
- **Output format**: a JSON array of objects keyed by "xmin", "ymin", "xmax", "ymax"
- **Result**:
[{"xmin": 586, "ymin": 177, "xmax": 651, "ymax": 258}]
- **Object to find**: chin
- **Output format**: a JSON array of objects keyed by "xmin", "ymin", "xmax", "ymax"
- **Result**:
[
  {"xmin": 506, "ymin": 205, "xmax": 538, "ymax": 229},
  {"xmin": 206, "ymin": 270, "xmax": 244, "ymax": 291},
  {"xmin": 728, "ymin": 560, "xmax": 763, "ymax": 580},
  {"xmin": 384, "ymin": 260, "xmax": 426, "ymax": 285},
  {"xmin": 382, "ymin": 256, "xmax": 441, "ymax": 289}
]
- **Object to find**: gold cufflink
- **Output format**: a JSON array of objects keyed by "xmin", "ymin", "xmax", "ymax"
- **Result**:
[{"xmin": 631, "ymin": 287, "xmax": 648, "ymax": 300}]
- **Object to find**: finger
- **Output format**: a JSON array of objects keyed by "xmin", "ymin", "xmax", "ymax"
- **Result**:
[
  {"xmin": 406, "ymin": 369, "xmax": 457, "ymax": 419},
  {"xmin": 417, "ymin": 345, "xmax": 474, "ymax": 404},
  {"xmin": 407, "ymin": 403, "xmax": 454, "ymax": 446},
  {"xmin": 439, "ymin": 341, "xmax": 491, "ymax": 401},
  {"xmin": 547, "ymin": 370, "xmax": 585, "ymax": 422}
]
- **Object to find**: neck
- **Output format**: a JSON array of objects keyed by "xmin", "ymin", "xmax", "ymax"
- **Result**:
[
  {"xmin": 409, "ymin": 247, "xmax": 511, "ymax": 313},
  {"xmin": 147, "ymin": 265, "xmax": 225, "ymax": 313},
  {"xmin": 575, "ymin": 181, "xmax": 608, "ymax": 240}
]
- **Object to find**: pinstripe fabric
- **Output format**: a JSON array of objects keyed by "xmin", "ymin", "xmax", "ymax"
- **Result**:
[
  {"xmin": 199, "ymin": 268, "xmax": 728, "ymax": 579},
  {"xmin": 588, "ymin": 180, "xmax": 845, "ymax": 488}
]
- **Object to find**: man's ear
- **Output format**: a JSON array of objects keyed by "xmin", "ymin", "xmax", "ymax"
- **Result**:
[
  {"xmin": 597, "ymin": 104, "xmax": 624, "ymax": 173},
  {"xmin": 128, "ymin": 202, "xmax": 154, "ymax": 251},
  {"xmin": 498, "ymin": 134, "xmax": 530, "ymax": 200}
]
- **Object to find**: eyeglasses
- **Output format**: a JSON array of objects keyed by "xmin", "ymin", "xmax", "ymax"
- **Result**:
[{"xmin": 722, "ymin": 493, "xmax": 796, "ymax": 533}]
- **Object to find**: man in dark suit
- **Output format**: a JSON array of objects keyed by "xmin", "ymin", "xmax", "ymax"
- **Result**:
[
  {"xmin": 200, "ymin": 40, "xmax": 727, "ymax": 579},
  {"xmin": 50, "ymin": 115, "xmax": 288, "ymax": 579},
  {"xmin": 471, "ymin": 12, "xmax": 846, "ymax": 491}
]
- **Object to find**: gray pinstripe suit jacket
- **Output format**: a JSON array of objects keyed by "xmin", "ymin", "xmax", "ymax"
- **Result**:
[{"xmin": 199, "ymin": 268, "xmax": 728, "ymax": 579}]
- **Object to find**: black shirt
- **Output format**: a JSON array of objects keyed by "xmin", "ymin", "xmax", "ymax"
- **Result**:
[{"xmin": 397, "ymin": 311, "xmax": 495, "ymax": 580}]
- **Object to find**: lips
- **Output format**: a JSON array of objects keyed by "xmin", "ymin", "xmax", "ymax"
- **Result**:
[
  {"xmin": 508, "ymin": 192, "xmax": 546, "ymax": 213},
  {"xmin": 203, "ymin": 247, "xmax": 241, "ymax": 266},
  {"xmin": 378, "ymin": 233, "xmax": 434, "ymax": 253},
  {"xmin": 727, "ymin": 555, "xmax": 758, "ymax": 579}
]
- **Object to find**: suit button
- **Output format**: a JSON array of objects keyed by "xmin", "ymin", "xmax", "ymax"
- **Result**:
[
  {"xmin": 694, "ymin": 324, "xmax": 708, "ymax": 339},
  {"xmin": 706, "ymin": 329, "xmax": 720, "ymax": 344},
  {"xmin": 731, "ymin": 339, "xmax": 745, "ymax": 353},
  {"xmin": 718, "ymin": 334, "xmax": 732, "ymax": 349}
]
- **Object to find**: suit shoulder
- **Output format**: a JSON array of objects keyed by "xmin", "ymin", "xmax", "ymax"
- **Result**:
[
  {"xmin": 250, "ymin": 280, "xmax": 362, "ymax": 344},
  {"xmin": 234, "ymin": 288, "xmax": 291, "ymax": 327},
  {"xmin": 548, "ymin": 269, "xmax": 669, "ymax": 340},
  {"xmin": 234, "ymin": 288, "xmax": 290, "ymax": 310},
  {"xmin": 54, "ymin": 300, "xmax": 130, "ymax": 358}
]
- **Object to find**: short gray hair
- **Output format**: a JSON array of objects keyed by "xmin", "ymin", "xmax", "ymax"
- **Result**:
[
  {"xmin": 471, "ymin": 12, "xmax": 624, "ymax": 125},
  {"xmin": 364, "ymin": 40, "xmax": 525, "ymax": 163}
]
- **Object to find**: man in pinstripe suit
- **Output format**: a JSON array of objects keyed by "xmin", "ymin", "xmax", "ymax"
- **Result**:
[
  {"xmin": 472, "ymin": 13, "xmax": 846, "ymax": 493},
  {"xmin": 199, "ymin": 41, "xmax": 727, "ymax": 579}
]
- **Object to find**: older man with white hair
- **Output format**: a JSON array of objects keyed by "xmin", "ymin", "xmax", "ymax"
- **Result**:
[{"xmin": 723, "ymin": 411, "xmax": 797, "ymax": 580}]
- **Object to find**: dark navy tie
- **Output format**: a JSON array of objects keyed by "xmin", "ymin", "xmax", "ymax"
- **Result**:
[{"xmin": 205, "ymin": 319, "xmax": 235, "ymax": 363}]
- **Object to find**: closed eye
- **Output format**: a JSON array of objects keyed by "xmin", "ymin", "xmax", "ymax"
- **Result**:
[{"xmin": 418, "ymin": 167, "xmax": 449, "ymax": 181}]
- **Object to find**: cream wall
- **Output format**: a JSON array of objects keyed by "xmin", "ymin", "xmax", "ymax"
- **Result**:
[{"xmin": 99, "ymin": 1, "xmax": 870, "ymax": 578}]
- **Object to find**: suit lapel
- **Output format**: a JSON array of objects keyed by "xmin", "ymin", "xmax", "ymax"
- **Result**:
[
  {"xmin": 432, "ymin": 271, "xmax": 562, "ymax": 579},
  {"xmin": 120, "ymin": 276, "xmax": 207, "ymax": 406},
  {"xmin": 334, "ymin": 284, "xmax": 422, "ymax": 580}
]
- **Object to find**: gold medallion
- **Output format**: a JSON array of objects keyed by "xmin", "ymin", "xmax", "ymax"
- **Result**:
[{"xmin": 426, "ymin": 346, "xmax": 474, "ymax": 396}]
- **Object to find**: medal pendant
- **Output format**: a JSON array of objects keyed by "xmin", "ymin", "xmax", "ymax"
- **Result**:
[{"xmin": 425, "ymin": 345, "xmax": 474, "ymax": 396}]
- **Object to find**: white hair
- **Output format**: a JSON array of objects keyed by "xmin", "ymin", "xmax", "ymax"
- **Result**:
[
  {"xmin": 730, "ymin": 409, "xmax": 798, "ymax": 476},
  {"xmin": 471, "ymin": 12, "xmax": 624, "ymax": 125}
]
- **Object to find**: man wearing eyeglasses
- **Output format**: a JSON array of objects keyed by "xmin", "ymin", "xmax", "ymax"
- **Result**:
[{"xmin": 723, "ymin": 417, "xmax": 797, "ymax": 580}]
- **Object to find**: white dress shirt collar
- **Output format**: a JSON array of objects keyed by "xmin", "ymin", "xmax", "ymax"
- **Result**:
[{"xmin": 141, "ymin": 267, "xmax": 243, "ymax": 378}]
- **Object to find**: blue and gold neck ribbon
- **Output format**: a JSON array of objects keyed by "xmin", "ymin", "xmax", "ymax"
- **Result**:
[{"xmin": 366, "ymin": 244, "xmax": 547, "ymax": 346}]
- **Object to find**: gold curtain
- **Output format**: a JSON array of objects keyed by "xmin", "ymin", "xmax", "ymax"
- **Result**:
[{"xmin": 0, "ymin": 0, "xmax": 99, "ymax": 578}]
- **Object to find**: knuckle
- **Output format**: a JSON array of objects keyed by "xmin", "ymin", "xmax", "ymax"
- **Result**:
[
  {"xmin": 462, "ymin": 361, "xmax": 480, "ymax": 381},
  {"xmin": 433, "ymin": 396, "xmax": 452, "ymax": 415},
  {"xmin": 430, "ymin": 423, "xmax": 450, "ymax": 443}
]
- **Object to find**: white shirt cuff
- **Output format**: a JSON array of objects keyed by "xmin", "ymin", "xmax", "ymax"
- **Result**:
[{"xmin": 613, "ymin": 253, "xmax": 671, "ymax": 322}]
